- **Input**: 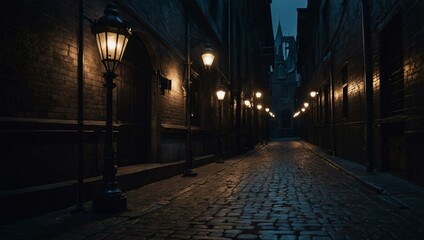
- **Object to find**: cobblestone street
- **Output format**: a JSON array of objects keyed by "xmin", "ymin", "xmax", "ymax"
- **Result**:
[{"xmin": 2, "ymin": 141, "xmax": 423, "ymax": 240}]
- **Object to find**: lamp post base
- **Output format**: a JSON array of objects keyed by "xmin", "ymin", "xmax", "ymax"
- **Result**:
[
  {"xmin": 182, "ymin": 168, "xmax": 198, "ymax": 177},
  {"xmin": 93, "ymin": 184, "xmax": 127, "ymax": 214}
]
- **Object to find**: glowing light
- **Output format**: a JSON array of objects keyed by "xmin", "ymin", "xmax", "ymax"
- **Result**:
[{"xmin": 310, "ymin": 91, "xmax": 318, "ymax": 98}]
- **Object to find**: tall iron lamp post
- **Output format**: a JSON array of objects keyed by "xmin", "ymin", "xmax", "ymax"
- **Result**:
[
  {"xmin": 183, "ymin": 40, "xmax": 215, "ymax": 177},
  {"xmin": 91, "ymin": 3, "xmax": 131, "ymax": 213},
  {"xmin": 216, "ymin": 86, "xmax": 226, "ymax": 163},
  {"xmin": 257, "ymin": 104, "xmax": 263, "ymax": 144},
  {"xmin": 255, "ymin": 92, "xmax": 262, "ymax": 144}
]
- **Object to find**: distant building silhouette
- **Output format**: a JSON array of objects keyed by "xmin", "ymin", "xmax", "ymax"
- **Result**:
[{"xmin": 270, "ymin": 22, "xmax": 299, "ymax": 137}]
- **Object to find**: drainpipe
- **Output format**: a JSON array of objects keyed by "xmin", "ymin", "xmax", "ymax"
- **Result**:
[
  {"xmin": 361, "ymin": 0, "xmax": 374, "ymax": 172},
  {"xmin": 326, "ymin": 52, "xmax": 336, "ymax": 156},
  {"xmin": 75, "ymin": 0, "xmax": 85, "ymax": 211}
]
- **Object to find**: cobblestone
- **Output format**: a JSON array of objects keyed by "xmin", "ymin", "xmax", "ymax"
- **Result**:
[{"xmin": 1, "ymin": 141, "xmax": 423, "ymax": 239}]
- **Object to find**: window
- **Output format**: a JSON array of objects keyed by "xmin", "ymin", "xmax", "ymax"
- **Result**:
[
  {"xmin": 380, "ymin": 13, "xmax": 404, "ymax": 117},
  {"xmin": 342, "ymin": 64, "xmax": 348, "ymax": 117},
  {"xmin": 342, "ymin": 86, "xmax": 348, "ymax": 117}
]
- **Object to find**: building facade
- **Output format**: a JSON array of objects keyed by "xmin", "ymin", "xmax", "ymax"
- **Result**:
[
  {"xmin": 0, "ymin": 0, "xmax": 273, "ymax": 221},
  {"xmin": 297, "ymin": 0, "xmax": 424, "ymax": 185},
  {"xmin": 270, "ymin": 22, "xmax": 298, "ymax": 137}
]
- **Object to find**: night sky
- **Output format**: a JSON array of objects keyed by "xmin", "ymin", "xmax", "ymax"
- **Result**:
[{"xmin": 271, "ymin": 0, "xmax": 307, "ymax": 37}]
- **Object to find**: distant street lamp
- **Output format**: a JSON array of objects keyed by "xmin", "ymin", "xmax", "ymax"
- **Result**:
[
  {"xmin": 91, "ymin": 3, "xmax": 131, "ymax": 213},
  {"xmin": 216, "ymin": 86, "xmax": 226, "ymax": 101},
  {"xmin": 257, "ymin": 104, "xmax": 263, "ymax": 144},
  {"xmin": 256, "ymin": 91, "xmax": 262, "ymax": 99},
  {"xmin": 310, "ymin": 91, "xmax": 318, "ymax": 98},
  {"xmin": 244, "ymin": 99, "xmax": 253, "ymax": 149},
  {"xmin": 244, "ymin": 100, "xmax": 251, "ymax": 108},
  {"xmin": 265, "ymin": 107, "xmax": 270, "ymax": 112},
  {"xmin": 303, "ymin": 102, "xmax": 309, "ymax": 108},
  {"xmin": 216, "ymin": 85, "xmax": 226, "ymax": 163},
  {"xmin": 201, "ymin": 44, "xmax": 215, "ymax": 70}
]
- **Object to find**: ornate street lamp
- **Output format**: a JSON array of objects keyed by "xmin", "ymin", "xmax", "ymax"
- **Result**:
[
  {"xmin": 201, "ymin": 44, "xmax": 215, "ymax": 70},
  {"xmin": 183, "ymin": 39, "xmax": 215, "ymax": 177},
  {"xmin": 256, "ymin": 91, "xmax": 262, "ymax": 99},
  {"xmin": 244, "ymin": 100, "xmax": 251, "ymax": 108},
  {"xmin": 216, "ymin": 86, "xmax": 226, "ymax": 101},
  {"xmin": 310, "ymin": 91, "xmax": 318, "ymax": 98},
  {"xmin": 304, "ymin": 102, "xmax": 309, "ymax": 108},
  {"xmin": 91, "ymin": 3, "xmax": 131, "ymax": 213},
  {"xmin": 257, "ymin": 104, "xmax": 263, "ymax": 144},
  {"xmin": 216, "ymin": 85, "xmax": 226, "ymax": 163}
]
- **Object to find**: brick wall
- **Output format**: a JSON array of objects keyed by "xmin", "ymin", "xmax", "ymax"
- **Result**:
[
  {"xmin": 0, "ymin": 0, "xmax": 274, "ymax": 191},
  {"xmin": 298, "ymin": 0, "xmax": 424, "ymax": 184},
  {"xmin": 0, "ymin": 0, "xmax": 196, "ymax": 188}
]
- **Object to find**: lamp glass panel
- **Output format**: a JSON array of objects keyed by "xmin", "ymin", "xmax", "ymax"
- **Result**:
[
  {"xmin": 96, "ymin": 31, "xmax": 129, "ymax": 72},
  {"xmin": 202, "ymin": 53, "xmax": 215, "ymax": 68},
  {"xmin": 216, "ymin": 90, "xmax": 226, "ymax": 100}
]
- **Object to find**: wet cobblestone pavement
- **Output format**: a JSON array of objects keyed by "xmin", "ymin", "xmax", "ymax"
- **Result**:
[{"xmin": 2, "ymin": 141, "xmax": 423, "ymax": 239}]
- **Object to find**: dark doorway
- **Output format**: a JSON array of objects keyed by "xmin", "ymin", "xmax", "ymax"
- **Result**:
[
  {"xmin": 117, "ymin": 36, "xmax": 152, "ymax": 165},
  {"xmin": 380, "ymin": 13, "xmax": 404, "ymax": 118},
  {"xmin": 381, "ymin": 122, "xmax": 406, "ymax": 175},
  {"xmin": 379, "ymin": 13, "xmax": 406, "ymax": 174},
  {"xmin": 281, "ymin": 108, "xmax": 292, "ymax": 128}
]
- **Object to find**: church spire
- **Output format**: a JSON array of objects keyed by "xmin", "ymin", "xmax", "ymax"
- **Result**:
[
  {"xmin": 275, "ymin": 19, "xmax": 283, "ymax": 56},
  {"xmin": 275, "ymin": 19, "xmax": 283, "ymax": 40}
]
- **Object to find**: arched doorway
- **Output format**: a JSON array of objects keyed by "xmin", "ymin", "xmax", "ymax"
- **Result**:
[{"xmin": 116, "ymin": 36, "xmax": 152, "ymax": 165}]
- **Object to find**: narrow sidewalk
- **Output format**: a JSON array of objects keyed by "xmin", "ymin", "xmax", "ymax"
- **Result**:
[{"xmin": 301, "ymin": 140, "xmax": 424, "ymax": 223}]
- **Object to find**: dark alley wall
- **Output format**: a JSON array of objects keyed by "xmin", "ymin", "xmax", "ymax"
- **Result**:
[
  {"xmin": 0, "ymin": 0, "xmax": 273, "ymax": 193},
  {"xmin": 297, "ymin": 0, "xmax": 424, "ymax": 185}
]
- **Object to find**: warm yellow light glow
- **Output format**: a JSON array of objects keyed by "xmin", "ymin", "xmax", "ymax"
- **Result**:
[
  {"xmin": 216, "ymin": 89, "xmax": 226, "ymax": 101},
  {"xmin": 310, "ymin": 91, "xmax": 318, "ymax": 98},
  {"xmin": 201, "ymin": 46, "xmax": 215, "ymax": 69},
  {"xmin": 257, "ymin": 104, "xmax": 263, "ymax": 110},
  {"xmin": 301, "ymin": 108, "xmax": 306, "ymax": 112},
  {"xmin": 256, "ymin": 92, "xmax": 262, "ymax": 98},
  {"xmin": 244, "ymin": 100, "xmax": 251, "ymax": 107},
  {"xmin": 96, "ymin": 32, "xmax": 129, "ymax": 61},
  {"xmin": 303, "ymin": 102, "xmax": 309, "ymax": 108},
  {"xmin": 95, "ymin": 31, "xmax": 130, "ymax": 72},
  {"xmin": 265, "ymin": 108, "xmax": 270, "ymax": 112}
]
